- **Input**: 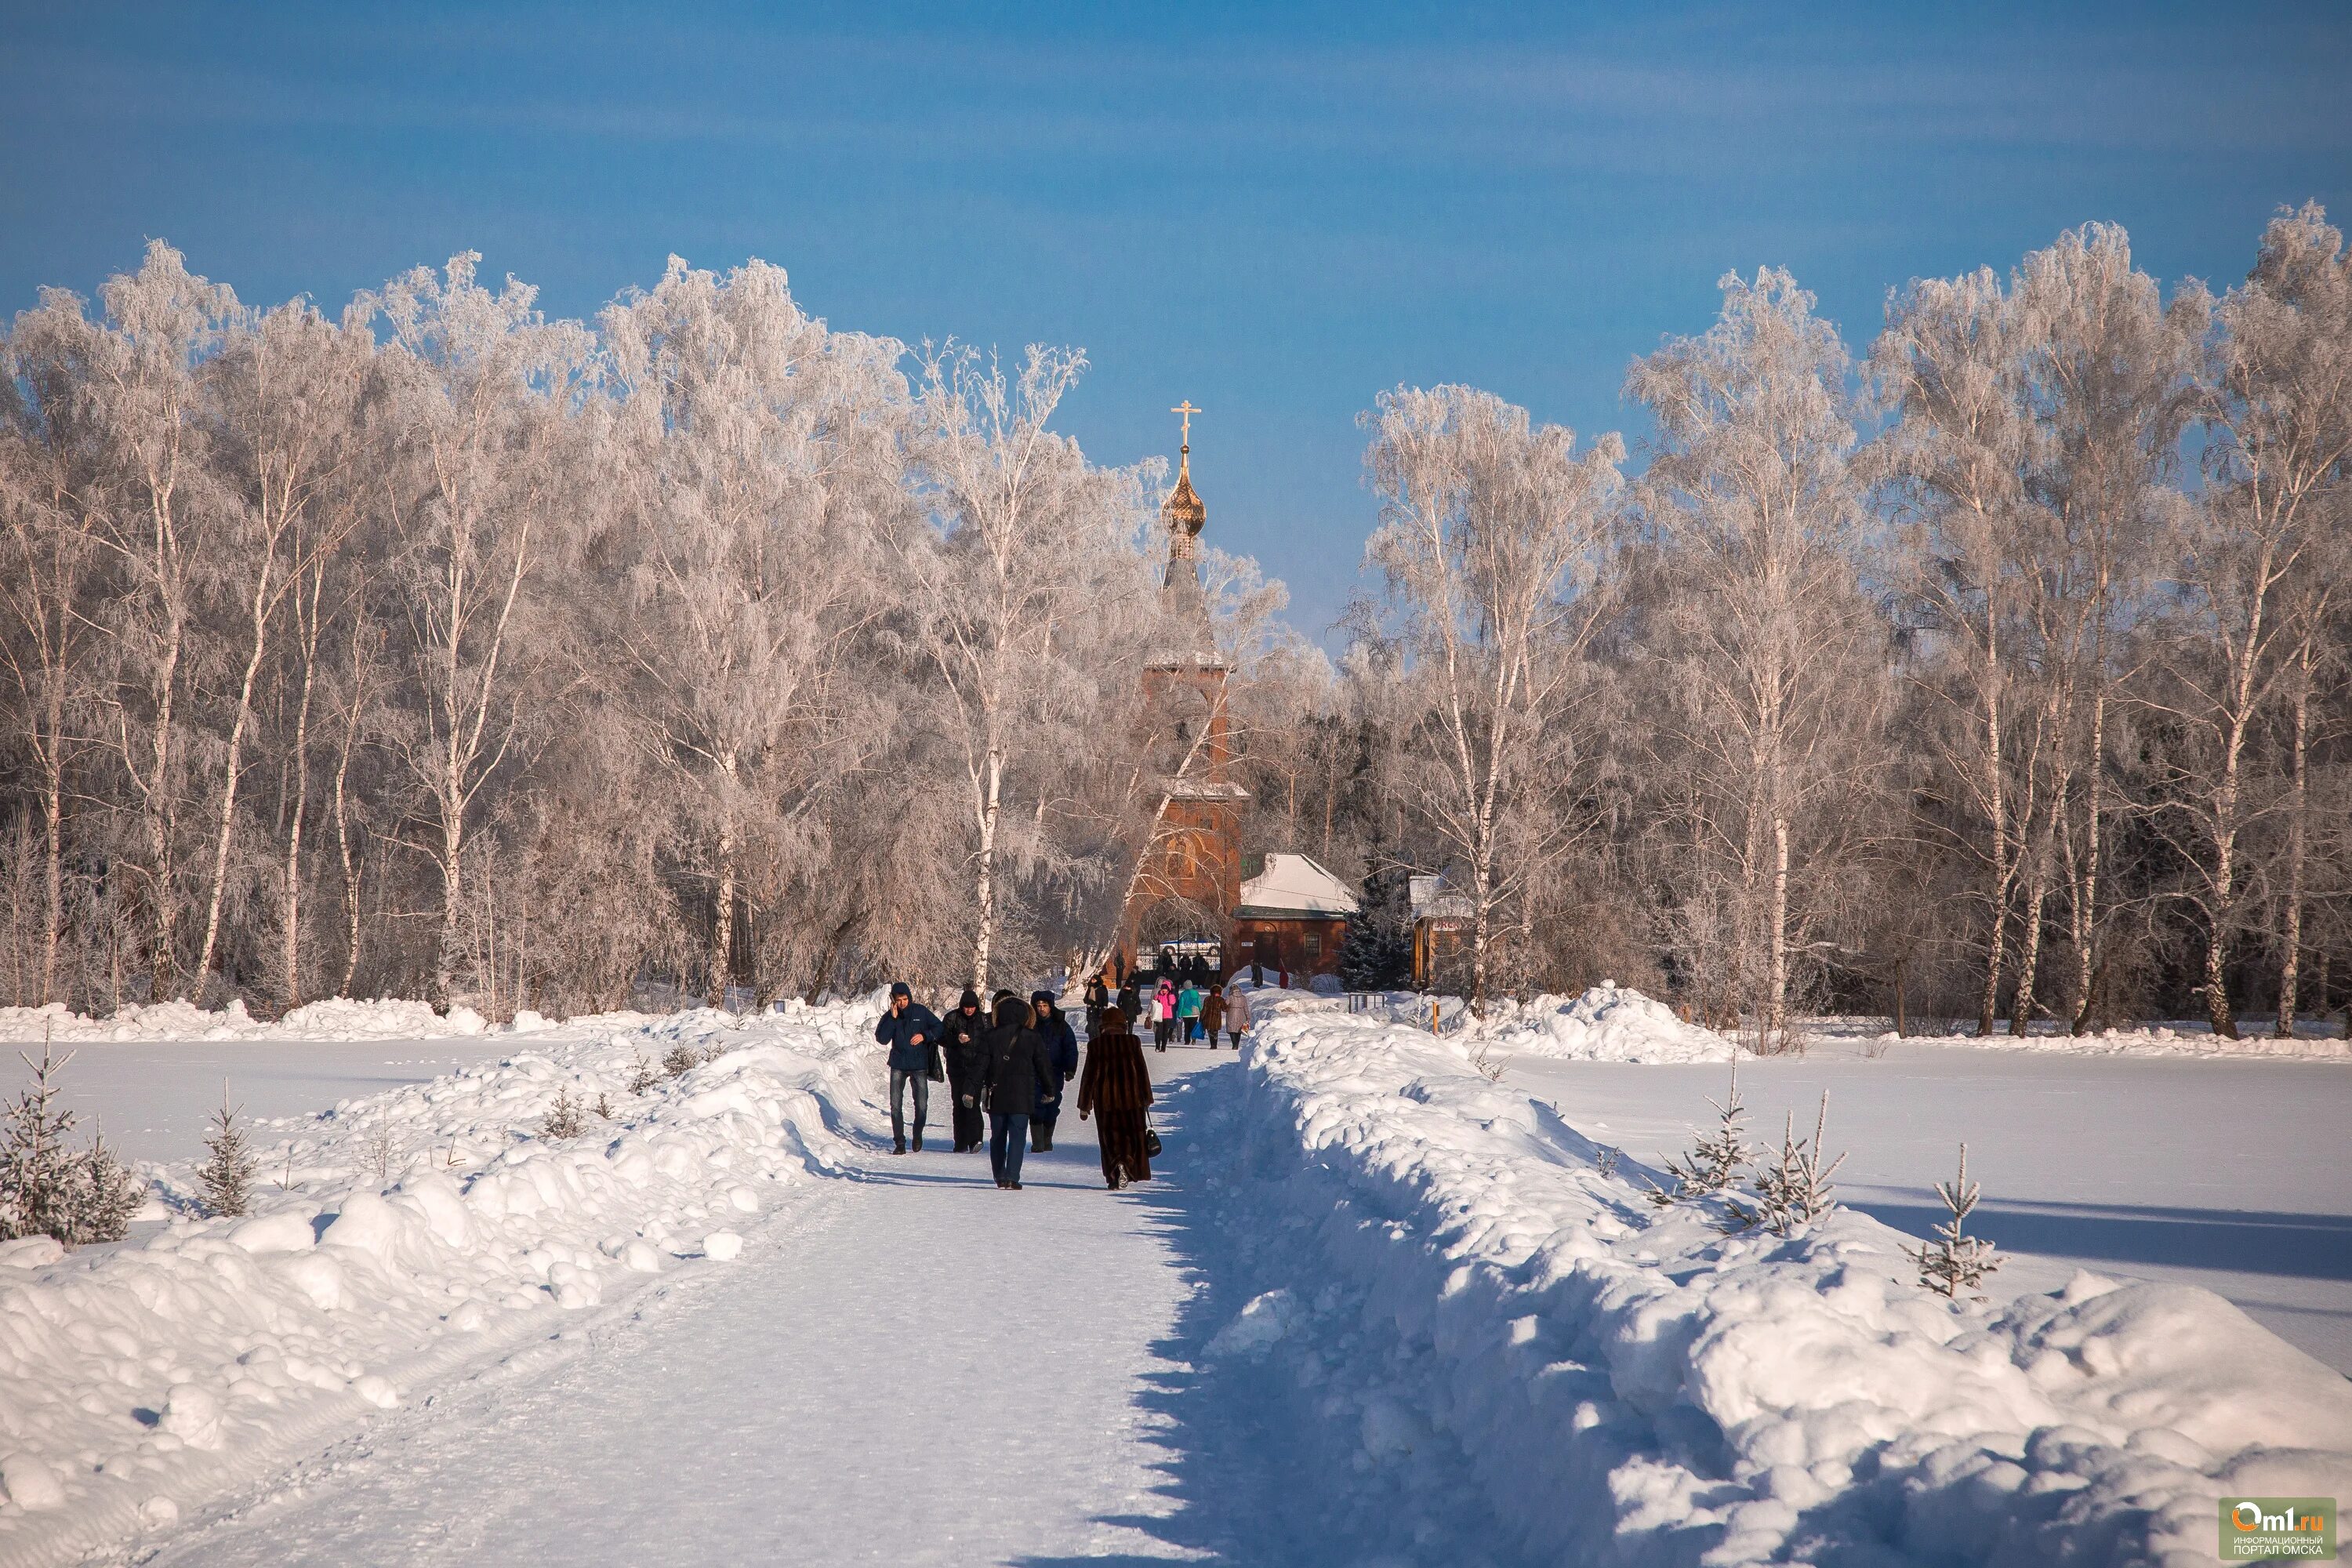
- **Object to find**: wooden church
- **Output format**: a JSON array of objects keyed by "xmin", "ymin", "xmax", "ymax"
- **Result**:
[{"xmin": 1115, "ymin": 406, "xmax": 1357, "ymax": 984}]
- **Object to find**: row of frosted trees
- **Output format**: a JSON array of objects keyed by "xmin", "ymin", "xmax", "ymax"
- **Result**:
[
  {"xmin": 5, "ymin": 206, "xmax": 2347, "ymax": 1037},
  {"xmin": 1242, "ymin": 207, "xmax": 2350, "ymax": 1041},
  {"xmin": 0, "ymin": 245, "xmax": 1229, "ymax": 1014}
]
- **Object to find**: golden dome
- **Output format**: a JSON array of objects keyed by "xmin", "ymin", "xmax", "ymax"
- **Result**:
[{"xmin": 1163, "ymin": 449, "xmax": 1206, "ymax": 538}]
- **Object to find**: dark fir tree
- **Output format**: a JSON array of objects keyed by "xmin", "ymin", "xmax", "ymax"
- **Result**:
[{"xmin": 1339, "ymin": 865, "xmax": 1414, "ymax": 990}]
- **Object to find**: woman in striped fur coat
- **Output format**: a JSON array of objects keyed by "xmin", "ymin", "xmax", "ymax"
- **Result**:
[{"xmin": 1076, "ymin": 1005, "xmax": 1155, "ymax": 1189}]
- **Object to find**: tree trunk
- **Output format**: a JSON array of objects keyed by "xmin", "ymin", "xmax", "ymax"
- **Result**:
[
  {"xmin": 1766, "ymin": 814, "xmax": 1791, "ymax": 1040},
  {"xmin": 2009, "ymin": 851, "xmax": 2048, "ymax": 1035},
  {"xmin": 191, "ymin": 561, "xmax": 279, "ymax": 1001},
  {"xmin": 1976, "ymin": 673, "xmax": 2010, "ymax": 1037},
  {"xmin": 280, "ymin": 586, "xmax": 322, "ymax": 1011},
  {"xmin": 969, "ymin": 742, "xmax": 1003, "ymax": 993},
  {"xmin": 38, "ymin": 699, "xmax": 64, "ymax": 1007},
  {"xmin": 143, "ymin": 620, "xmax": 184, "ymax": 997},
  {"xmin": 2204, "ymin": 717, "xmax": 2248, "ymax": 1042},
  {"xmin": 710, "ymin": 817, "xmax": 735, "ymax": 1007},
  {"xmin": 2068, "ymin": 688, "xmax": 2105, "ymax": 1033},
  {"xmin": 2277, "ymin": 648, "xmax": 2311, "ymax": 1039},
  {"xmin": 332, "ymin": 666, "xmax": 365, "ymax": 999}
]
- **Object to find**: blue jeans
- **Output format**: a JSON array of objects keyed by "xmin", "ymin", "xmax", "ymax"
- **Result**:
[
  {"xmin": 989, "ymin": 1112, "xmax": 1029, "ymax": 1185},
  {"xmin": 889, "ymin": 1068, "xmax": 928, "ymax": 1143}
]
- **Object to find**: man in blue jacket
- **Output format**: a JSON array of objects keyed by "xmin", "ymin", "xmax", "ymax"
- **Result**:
[{"xmin": 873, "ymin": 982, "xmax": 940, "ymax": 1155}]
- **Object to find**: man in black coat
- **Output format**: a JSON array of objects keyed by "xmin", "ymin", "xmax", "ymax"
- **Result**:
[
  {"xmin": 936, "ymin": 989, "xmax": 989, "ymax": 1152},
  {"xmin": 1029, "ymin": 989, "xmax": 1081, "ymax": 1152},
  {"xmin": 978, "ymin": 995, "xmax": 1058, "ymax": 1189},
  {"xmin": 872, "ymin": 982, "xmax": 940, "ymax": 1155}
]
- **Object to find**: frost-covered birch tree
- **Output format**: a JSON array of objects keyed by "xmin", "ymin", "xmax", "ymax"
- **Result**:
[
  {"xmin": 601, "ymin": 257, "xmax": 906, "ymax": 1003},
  {"xmin": 359, "ymin": 254, "xmax": 590, "ymax": 1007},
  {"xmin": 903, "ymin": 346, "xmax": 1137, "ymax": 993},
  {"xmin": 1360, "ymin": 385, "xmax": 1624, "ymax": 1015},
  {"xmin": 1628, "ymin": 270, "xmax": 1885, "ymax": 1048}
]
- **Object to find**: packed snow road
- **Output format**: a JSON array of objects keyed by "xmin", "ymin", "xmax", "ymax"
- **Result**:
[{"xmin": 132, "ymin": 1047, "xmax": 1516, "ymax": 1568}]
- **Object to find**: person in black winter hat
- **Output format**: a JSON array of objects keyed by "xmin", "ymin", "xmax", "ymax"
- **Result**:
[
  {"xmin": 936, "ymin": 988, "xmax": 989, "ymax": 1152},
  {"xmin": 872, "ymin": 982, "xmax": 939, "ymax": 1155},
  {"xmin": 1029, "ymin": 989, "xmax": 1080, "ymax": 1152}
]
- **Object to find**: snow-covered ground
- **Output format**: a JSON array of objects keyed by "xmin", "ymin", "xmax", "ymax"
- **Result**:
[
  {"xmin": 1222, "ymin": 996, "xmax": 2352, "ymax": 1566},
  {"xmin": 1504, "ymin": 1037, "xmax": 2352, "ymax": 1374},
  {"xmin": 4, "ymin": 986, "xmax": 2347, "ymax": 1566},
  {"xmin": 0, "ymin": 1004, "xmax": 872, "ymax": 1566}
]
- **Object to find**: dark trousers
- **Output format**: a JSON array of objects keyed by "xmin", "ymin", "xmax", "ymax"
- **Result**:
[
  {"xmin": 1032, "ymin": 1105, "xmax": 1060, "ymax": 1150},
  {"xmin": 948, "ymin": 1076, "xmax": 983, "ymax": 1150},
  {"xmin": 1153, "ymin": 1017, "xmax": 1172, "ymax": 1048},
  {"xmin": 1228, "ymin": 1029, "xmax": 1244, "ymax": 1048},
  {"xmin": 888, "ymin": 1068, "xmax": 928, "ymax": 1143},
  {"xmin": 989, "ymin": 1113, "xmax": 1030, "ymax": 1185}
]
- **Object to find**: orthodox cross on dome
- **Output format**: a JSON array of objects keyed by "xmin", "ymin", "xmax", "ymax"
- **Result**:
[{"xmin": 1163, "ymin": 400, "xmax": 1207, "ymax": 563}]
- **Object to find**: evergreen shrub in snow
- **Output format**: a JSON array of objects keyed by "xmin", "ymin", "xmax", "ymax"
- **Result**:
[
  {"xmin": 1910, "ymin": 1142, "xmax": 2002, "ymax": 1298},
  {"xmin": 1, "ymin": 1042, "xmax": 143, "ymax": 1246},
  {"xmin": 198, "ymin": 1087, "xmax": 258, "ymax": 1217}
]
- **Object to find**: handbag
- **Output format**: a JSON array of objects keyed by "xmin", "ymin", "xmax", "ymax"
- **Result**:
[
  {"xmin": 1143, "ymin": 1120, "xmax": 1163, "ymax": 1160},
  {"xmin": 926, "ymin": 1041, "xmax": 945, "ymax": 1083}
]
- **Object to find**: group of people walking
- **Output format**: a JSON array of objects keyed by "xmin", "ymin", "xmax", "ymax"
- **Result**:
[
  {"xmin": 874, "ymin": 971, "xmax": 1253, "ymax": 1190},
  {"xmin": 1085, "ymin": 974, "xmax": 1251, "ymax": 1052}
]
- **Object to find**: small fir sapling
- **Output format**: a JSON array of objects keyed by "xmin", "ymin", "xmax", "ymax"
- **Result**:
[
  {"xmin": 662, "ymin": 1042, "xmax": 699, "ymax": 1077},
  {"xmin": 1724, "ymin": 1092, "xmax": 1846, "ymax": 1237},
  {"xmin": 198, "ymin": 1084, "xmax": 259, "ymax": 1218},
  {"xmin": 627, "ymin": 1051, "xmax": 659, "ymax": 1094},
  {"xmin": 1909, "ymin": 1142, "xmax": 2002, "ymax": 1298},
  {"xmin": 542, "ymin": 1087, "xmax": 588, "ymax": 1140},
  {"xmin": 593, "ymin": 1091, "xmax": 615, "ymax": 1120},
  {"xmin": 70, "ymin": 1131, "xmax": 142, "ymax": 1243},
  {"xmin": 1, "ymin": 1036, "xmax": 143, "ymax": 1244},
  {"xmin": 1646, "ymin": 1060, "xmax": 1754, "ymax": 1207}
]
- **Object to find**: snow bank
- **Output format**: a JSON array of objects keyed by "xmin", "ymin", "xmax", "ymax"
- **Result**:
[
  {"xmin": 0, "ymin": 1003, "xmax": 878, "ymax": 1566},
  {"xmin": 1220, "ymin": 1002, "xmax": 2352, "ymax": 1566},
  {"xmin": 1470, "ymin": 981, "xmax": 1733, "ymax": 1062},
  {"xmin": 0, "ymin": 996, "xmax": 545, "ymax": 1044}
]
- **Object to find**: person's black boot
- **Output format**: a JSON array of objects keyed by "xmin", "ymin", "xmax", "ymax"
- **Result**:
[
  {"xmin": 912, "ymin": 1131, "xmax": 924, "ymax": 1152},
  {"xmin": 894, "ymin": 1136, "xmax": 906, "ymax": 1156}
]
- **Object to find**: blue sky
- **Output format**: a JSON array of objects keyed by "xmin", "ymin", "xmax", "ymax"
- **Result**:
[{"xmin": 3, "ymin": 2, "xmax": 2347, "ymax": 637}]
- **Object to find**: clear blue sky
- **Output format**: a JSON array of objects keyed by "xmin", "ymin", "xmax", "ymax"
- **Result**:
[{"xmin": 4, "ymin": 2, "xmax": 2347, "ymax": 637}]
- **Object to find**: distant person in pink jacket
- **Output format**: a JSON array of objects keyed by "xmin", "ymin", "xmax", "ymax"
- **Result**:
[{"xmin": 1152, "ymin": 978, "xmax": 1178, "ymax": 1051}]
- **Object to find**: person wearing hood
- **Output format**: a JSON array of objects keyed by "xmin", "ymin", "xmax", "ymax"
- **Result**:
[
  {"xmin": 1077, "ymin": 1005, "xmax": 1154, "ymax": 1189},
  {"xmin": 872, "ymin": 982, "xmax": 940, "ymax": 1155},
  {"xmin": 1082, "ymin": 972, "xmax": 1110, "ymax": 1038},
  {"xmin": 1029, "ymin": 989, "xmax": 1080, "ymax": 1152},
  {"xmin": 1223, "ymin": 981, "xmax": 1251, "ymax": 1047},
  {"xmin": 1116, "ymin": 975, "xmax": 1142, "ymax": 1028},
  {"xmin": 936, "ymin": 988, "xmax": 989, "ymax": 1153},
  {"xmin": 1151, "ymin": 977, "xmax": 1178, "ymax": 1051},
  {"xmin": 978, "ymin": 993, "xmax": 1057, "ymax": 1189}
]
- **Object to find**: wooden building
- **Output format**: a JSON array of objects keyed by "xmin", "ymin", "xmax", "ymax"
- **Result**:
[{"xmin": 1230, "ymin": 853, "xmax": 1360, "ymax": 981}]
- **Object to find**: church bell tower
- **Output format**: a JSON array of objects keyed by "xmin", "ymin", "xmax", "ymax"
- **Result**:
[{"xmin": 1118, "ymin": 403, "xmax": 1250, "ymax": 976}]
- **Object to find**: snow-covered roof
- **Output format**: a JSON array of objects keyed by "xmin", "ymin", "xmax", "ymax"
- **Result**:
[
  {"xmin": 1410, "ymin": 873, "xmax": 1474, "ymax": 922},
  {"xmin": 1235, "ymin": 853, "xmax": 1359, "ymax": 918}
]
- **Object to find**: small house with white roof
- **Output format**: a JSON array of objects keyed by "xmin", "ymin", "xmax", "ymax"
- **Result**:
[{"xmin": 1229, "ymin": 852, "xmax": 1359, "ymax": 981}]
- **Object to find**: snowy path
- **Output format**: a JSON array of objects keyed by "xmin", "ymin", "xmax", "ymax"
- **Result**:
[{"xmin": 136, "ymin": 1047, "xmax": 1501, "ymax": 1568}]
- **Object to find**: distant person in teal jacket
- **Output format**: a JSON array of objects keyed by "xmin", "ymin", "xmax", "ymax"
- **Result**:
[{"xmin": 1177, "ymin": 980, "xmax": 1203, "ymax": 1044}]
